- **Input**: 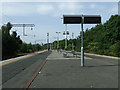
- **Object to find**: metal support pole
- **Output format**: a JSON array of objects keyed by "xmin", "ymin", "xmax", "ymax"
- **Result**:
[
  {"xmin": 57, "ymin": 34, "xmax": 59, "ymax": 50},
  {"xmin": 72, "ymin": 32, "xmax": 74, "ymax": 51},
  {"xmin": 52, "ymin": 42, "xmax": 54, "ymax": 50},
  {"xmin": 65, "ymin": 24, "xmax": 67, "ymax": 53},
  {"xmin": 50, "ymin": 43, "xmax": 51, "ymax": 51},
  {"xmin": 47, "ymin": 33, "xmax": 49, "ymax": 51},
  {"xmin": 35, "ymin": 41, "xmax": 36, "ymax": 51},
  {"xmin": 53, "ymin": 37, "xmax": 56, "ymax": 50},
  {"xmin": 55, "ymin": 42, "xmax": 56, "ymax": 50},
  {"xmin": 81, "ymin": 15, "xmax": 84, "ymax": 67},
  {"xmin": 56, "ymin": 32, "xmax": 60, "ymax": 52},
  {"xmin": 58, "ymin": 33, "xmax": 59, "ymax": 50},
  {"xmin": 23, "ymin": 24, "xmax": 25, "ymax": 36}
]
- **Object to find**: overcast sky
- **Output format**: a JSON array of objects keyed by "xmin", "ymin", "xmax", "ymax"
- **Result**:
[{"xmin": 2, "ymin": 2, "xmax": 118, "ymax": 44}]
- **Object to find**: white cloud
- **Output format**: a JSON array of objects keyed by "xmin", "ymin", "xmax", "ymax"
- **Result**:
[
  {"xmin": 2, "ymin": 3, "xmax": 55, "ymax": 16},
  {"xmin": 89, "ymin": 3, "xmax": 106, "ymax": 9},
  {"xmin": 90, "ymin": 3, "xmax": 96, "ymax": 8},
  {"xmin": 110, "ymin": 6, "xmax": 118, "ymax": 14},
  {"xmin": 2, "ymin": 4, "xmax": 36, "ymax": 16},
  {"xmin": 58, "ymin": 3, "xmax": 84, "ymax": 11},
  {"xmin": 1, "ymin": 0, "xmax": 119, "ymax": 2},
  {"xmin": 2, "ymin": 2, "xmax": 117, "ymax": 19},
  {"xmin": 51, "ymin": 2, "xmax": 85, "ymax": 17},
  {"xmin": 37, "ymin": 4, "xmax": 54, "ymax": 15}
]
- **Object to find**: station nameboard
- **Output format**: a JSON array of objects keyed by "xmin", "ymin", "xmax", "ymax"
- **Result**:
[
  {"xmin": 64, "ymin": 17, "xmax": 82, "ymax": 24},
  {"xmin": 63, "ymin": 15, "xmax": 101, "ymax": 24}
]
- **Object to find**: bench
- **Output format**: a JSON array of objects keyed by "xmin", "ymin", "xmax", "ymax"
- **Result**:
[
  {"xmin": 63, "ymin": 52, "xmax": 67, "ymax": 57},
  {"xmin": 72, "ymin": 51, "xmax": 80, "ymax": 57}
]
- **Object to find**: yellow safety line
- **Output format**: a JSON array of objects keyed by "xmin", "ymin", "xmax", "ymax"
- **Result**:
[{"xmin": 0, "ymin": 50, "xmax": 47, "ymax": 66}]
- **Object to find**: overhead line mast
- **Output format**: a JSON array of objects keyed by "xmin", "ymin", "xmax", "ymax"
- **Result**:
[{"xmin": 4, "ymin": 24, "xmax": 35, "ymax": 36}]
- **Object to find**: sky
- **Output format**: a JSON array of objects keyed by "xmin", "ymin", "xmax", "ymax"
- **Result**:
[{"xmin": 2, "ymin": 2, "xmax": 118, "ymax": 44}]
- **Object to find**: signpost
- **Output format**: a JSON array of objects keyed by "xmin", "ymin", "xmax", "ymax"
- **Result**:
[
  {"xmin": 63, "ymin": 15, "xmax": 101, "ymax": 67},
  {"xmin": 63, "ymin": 15, "xmax": 101, "ymax": 24}
]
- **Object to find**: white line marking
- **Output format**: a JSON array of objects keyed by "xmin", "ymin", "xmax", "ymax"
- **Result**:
[
  {"xmin": 85, "ymin": 53, "xmax": 119, "ymax": 60},
  {"xmin": 47, "ymin": 56, "xmax": 92, "ymax": 60}
]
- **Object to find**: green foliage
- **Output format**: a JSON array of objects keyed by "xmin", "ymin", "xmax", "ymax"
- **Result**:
[
  {"xmin": 2, "ymin": 15, "xmax": 119, "ymax": 59},
  {"xmin": 19, "ymin": 42, "xmax": 42, "ymax": 53},
  {"xmin": 59, "ymin": 40, "xmax": 65, "ymax": 49},
  {"xmin": 20, "ymin": 43, "xmax": 29, "ymax": 53},
  {"xmin": 67, "ymin": 44, "xmax": 72, "ymax": 50},
  {"xmin": 110, "ymin": 41, "xmax": 120, "ymax": 57},
  {"xmin": 56, "ymin": 15, "xmax": 120, "ymax": 57},
  {"xmin": 2, "ymin": 22, "xmax": 22, "ymax": 58},
  {"xmin": 2, "ymin": 22, "xmax": 43, "ymax": 60},
  {"xmin": 82, "ymin": 15, "xmax": 120, "ymax": 56},
  {"xmin": 86, "ymin": 42, "xmax": 99, "ymax": 52}
]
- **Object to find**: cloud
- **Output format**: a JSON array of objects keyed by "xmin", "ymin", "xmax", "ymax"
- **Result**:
[
  {"xmin": 2, "ymin": 3, "xmax": 55, "ymax": 16},
  {"xmin": 37, "ymin": 4, "xmax": 54, "ymax": 15},
  {"xmin": 3, "ymin": 3, "xmax": 55, "ymax": 16},
  {"xmin": 89, "ymin": 3, "xmax": 106, "ymax": 9},
  {"xmin": 90, "ymin": 3, "xmax": 96, "ymax": 8},
  {"xmin": 58, "ymin": 3, "xmax": 84, "ymax": 11},
  {"xmin": 51, "ymin": 2, "xmax": 85, "ymax": 17},
  {"xmin": 110, "ymin": 6, "xmax": 118, "ymax": 14},
  {"xmin": 1, "ymin": 0, "xmax": 119, "ymax": 2},
  {"xmin": 2, "ymin": 2, "xmax": 117, "ymax": 19},
  {"xmin": 2, "ymin": 3, "xmax": 36, "ymax": 16}
]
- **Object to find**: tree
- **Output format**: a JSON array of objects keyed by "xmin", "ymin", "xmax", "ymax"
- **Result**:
[
  {"xmin": 54, "ymin": 15, "xmax": 120, "ymax": 57},
  {"xmin": 110, "ymin": 41, "xmax": 120, "ymax": 57},
  {"xmin": 2, "ymin": 22, "xmax": 22, "ymax": 59}
]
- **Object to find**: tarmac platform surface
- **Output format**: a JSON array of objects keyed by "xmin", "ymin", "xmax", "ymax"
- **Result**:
[{"xmin": 29, "ymin": 50, "xmax": 118, "ymax": 88}]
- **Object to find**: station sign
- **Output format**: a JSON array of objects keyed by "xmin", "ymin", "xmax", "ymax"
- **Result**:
[{"xmin": 63, "ymin": 15, "xmax": 101, "ymax": 24}]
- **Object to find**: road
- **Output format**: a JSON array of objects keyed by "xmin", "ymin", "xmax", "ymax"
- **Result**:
[
  {"xmin": 1, "ymin": 50, "xmax": 119, "ymax": 89},
  {"xmin": 2, "ymin": 51, "xmax": 51, "ymax": 88}
]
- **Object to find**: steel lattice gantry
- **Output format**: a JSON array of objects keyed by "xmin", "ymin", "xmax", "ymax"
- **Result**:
[{"xmin": 4, "ymin": 24, "xmax": 35, "ymax": 36}]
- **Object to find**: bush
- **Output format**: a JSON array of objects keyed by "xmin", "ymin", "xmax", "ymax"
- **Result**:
[
  {"xmin": 86, "ymin": 42, "xmax": 99, "ymax": 52},
  {"xmin": 110, "ymin": 41, "xmax": 120, "ymax": 57},
  {"xmin": 67, "ymin": 44, "xmax": 72, "ymax": 50}
]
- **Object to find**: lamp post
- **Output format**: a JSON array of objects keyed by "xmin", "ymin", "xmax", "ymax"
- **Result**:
[
  {"xmin": 65, "ymin": 24, "xmax": 67, "ymax": 53},
  {"xmin": 64, "ymin": 24, "xmax": 69, "ymax": 53},
  {"xmin": 81, "ymin": 15, "xmax": 84, "ymax": 67},
  {"xmin": 56, "ymin": 32, "xmax": 61, "ymax": 52},
  {"xmin": 47, "ymin": 32, "xmax": 49, "ymax": 51},
  {"xmin": 72, "ymin": 32, "xmax": 74, "ymax": 52},
  {"xmin": 53, "ymin": 37, "xmax": 57, "ymax": 50}
]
